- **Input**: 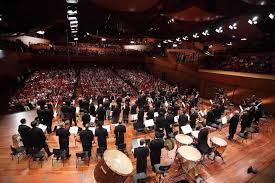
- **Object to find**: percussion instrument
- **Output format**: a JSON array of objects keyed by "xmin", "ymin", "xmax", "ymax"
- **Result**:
[
  {"xmin": 177, "ymin": 146, "xmax": 201, "ymax": 162},
  {"xmin": 175, "ymin": 134, "xmax": 193, "ymax": 146},
  {"xmin": 210, "ymin": 137, "xmax": 228, "ymax": 161},
  {"xmin": 94, "ymin": 149, "xmax": 133, "ymax": 183},
  {"xmin": 164, "ymin": 139, "xmax": 175, "ymax": 151}
]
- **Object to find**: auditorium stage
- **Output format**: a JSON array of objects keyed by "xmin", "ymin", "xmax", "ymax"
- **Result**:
[{"xmin": 0, "ymin": 110, "xmax": 274, "ymax": 183}]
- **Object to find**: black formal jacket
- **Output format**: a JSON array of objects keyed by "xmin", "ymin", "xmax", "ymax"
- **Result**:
[
  {"xmin": 178, "ymin": 114, "xmax": 188, "ymax": 127},
  {"xmin": 197, "ymin": 128, "xmax": 211, "ymax": 154},
  {"xmin": 28, "ymin": 127, "xmax": 47, "ymax": 149},
  {"xmin": 56, "ymin": 127, "xmax": 70, "ymax": 147},
  {"xmin": 134, "ymin": 146, "xmax": 149, "ymax": 173},
  {"xmin": 95, "ymin": 128, "xmax": 108, "ymax": 148},
  {"xmin": 79, "ymin": 129, "xmax": 94, "ymax": 147},
  {"xmin": 18, "ymin": 124, "xmax": 31, "ymax": 147},
  {"xmin": 114, "ymin": 124, "xmax": 126, "ymax": 145},
  {"xmin": 229, "ymin": 114, "xmax": 239, "ymax": 134},
  {"xmin": 147, "ymin": 109, "xmax": 155, "ymax": 120},
  {"xmin": 149, "ymin": 138, "xmax": 164, "ymax": 165},
  {"xmin": 82, "ymin": 113, "xmax": 91, "ymax": 125}
]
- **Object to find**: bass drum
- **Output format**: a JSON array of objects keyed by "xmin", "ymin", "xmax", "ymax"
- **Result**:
[{"xmin": 94, "ymin": 149, "xmax": 133, "ymax": 183}]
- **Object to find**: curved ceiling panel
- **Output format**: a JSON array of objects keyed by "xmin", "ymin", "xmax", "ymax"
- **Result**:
[
  {"xmin": 164, "ymin": 6, "xmax": 223, "ymax": 22},
  {"xmin": 90, "ymin": 0, "xmax": 160, "ymax": 12}
]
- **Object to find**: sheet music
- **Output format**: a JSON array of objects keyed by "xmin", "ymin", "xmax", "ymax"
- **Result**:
[
  {"xmin": 95, "ymin": 105, "xmax": 98, "ymax": 111},
  {"xmin": 69, "ymin": 126, "xmax": 78, "ymax": 134},
  {"xmin": 53, "ymin": 110, "xmax": 57, "ymax": 118},
  {"xmin": 103, "ymin": 125, "xmax": 111, "ymax": 132},
  {"xmin": 38, "ymin": 124, "xmax": 47, "ymax": 133},
  {"xmin": 154, "ymin": 112, "xmax": 159, "ymax": 118},
  {"xmin": 221, "ymin": 116, "xmax": 227, "ymax": 124},
  {"xmin": 199, "ymin": 111, "xmax": 204, "ymax": 117},
  {"xmin": 144, "ymin": 119, "xmax": 154, "ymax": 127},
  {"xmin": 90, "ymin": 115, "xmax": 96, "ymax": 123},
  {"xmin": 131, "ymin": 114, "xmax": 138, "ymax": 121},
  {"xmin": 88, "ymin": 127, "xmax": 96, "ymax": 134},
  {"xmin": 181, "ymin": 124, "xmax": 193, "ymax": 134}
]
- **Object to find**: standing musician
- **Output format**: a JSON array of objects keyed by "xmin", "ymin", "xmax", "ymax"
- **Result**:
[
  {"xmin": 165, "ymin": 110, "xmax": 174, "ymax": 138},
  {"xmin": 149, "ymin": 132, "xmax": 164, "ymax": 171},
  {"xmin": 190, "ymin": 108, "xmax": 198, "ymax": 130},
  {"xmin": 228, "ymin": 111, "xmax": 240, "ymax": 140},
  {"xmin": 95, "ymin": 122, "xmax": 108, "ymax": 149},
  {"xmin": 56, "ymin": 122, "xmax": 71, "ymax": 158},
  {"xmin": 79, "ymin": 123, "xmax": 94, "ymax": 157},
  {"xmin": 134, "ymin": 139, "xmax": 149, "ymax": 174},
  {"xmin": 122, "ymin": 103, "xmax": 130, "ymax": 123},
  {"xmin": 178, "ymin": 110, "xmax": 188, "ymax": 133},
  {"xmin": 114, "ymin": 121, "xmax": 126, "ymax": 147}
]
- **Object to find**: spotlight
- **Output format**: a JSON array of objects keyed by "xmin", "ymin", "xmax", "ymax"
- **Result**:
[
  {"xmin": 269, "ymin": 13, "xmax": 274, "ymax": 20},
  {"xmin": 215, "ymin": 26, "xmax": 223, "ymax": 33},
  {"xmin": 172, "ymin": 44, "xmax": 177, "ymax": 47},
  {"xmin": 229, "ymin": 22, "xmax": 237, "ymax": 30},
  {"xmin": 182, "ymin": 36, "xmax": 188, "ymax": 40},
  {"xmin": 202, "ymin": 30, "xmax": 210, "ymax": 36},
  {"xmin": 248, "ymin": 16, "xmax": 258, "ymax": 25},
  {"xmin": 241, "ymin": 38, "xmax": 247, "ymax": 41},
  {"xmin": 101, "ymin": 38, "xmax": 106, "ymax": 41},
  {"xmin": 157, "ymin": 44, "xmax": 161, "ymax": 48},
  {"xmin": 226, "ymin": 42, "xmax": 232, "ymax": 46},
  {"xmin": 130, "ymin": 40, "xmax": 135, "ymax": 44},
  {"xmin": 36, "ymin": 30, "xmax": 45, "ymax": 35},
  {"xmin": 193, "ymin": 33, "xmax": 199, "ymax": 38}
]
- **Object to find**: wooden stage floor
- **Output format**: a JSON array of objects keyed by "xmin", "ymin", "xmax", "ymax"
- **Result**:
[{"xmin": 0, "ymin": 110, "xmax": 274, "ymax": 183}]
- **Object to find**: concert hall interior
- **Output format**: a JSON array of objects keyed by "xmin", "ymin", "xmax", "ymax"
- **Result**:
[{"xmin": 1, "ymin": 0, "xmax": 275, "ymax": 183}]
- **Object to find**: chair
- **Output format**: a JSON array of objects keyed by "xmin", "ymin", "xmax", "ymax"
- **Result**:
[
  {"xmin": 28, "ymin": 148, "xmax": 46, "ymax": 168},
  {"xmin": 52, "ymin": 149, "xmax": 66, "ymax": 167},
  {"xmin": 117, "ymin": 143, "xmax": 128, "ymax": 155},
  {"xmin": 96, "ymin": 147, "xmax": 106, "ymax": 160},
  {"xmin": 76, "ymin": 151, "xmax": 90, "ymax": 168},
  {"xmin": 132, "ymin": 172, "xmax": 148, "ymax": 183},
  {"xmin": 10, "ymin": 146, "xmax": 26, "ymax": 164},
  {"xmin": 154, "ymin": 164, "xmax": 171, "ymax": 182}
]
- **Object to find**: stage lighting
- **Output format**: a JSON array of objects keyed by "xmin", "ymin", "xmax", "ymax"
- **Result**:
[
  {"xmin": 226, "ymin": 42, "xmax": 232, "ymax": 46},
  {"xmin": 215, "ymin": 26, "xmax": 223, "ymax": 33},
  {"xmin": 172, "ymin": 44, "xmax": 177, "ymax": 47},
  {"xmin": 74, "ymin": 37, "xmax": 78, "ymax": 41},
  {"xmin": 66, "ymin": 0, "xmax": 78, "ymax": 4},
  {"xmin": 101, "ymin": 38, "xmax": 106, "ymax": 41},
  {"xmin": 269, "ymin": 13, "xmax": 274, "ymax": 20},
  {"xmin": 202, "ymin": 30, "xmax": 209, "ymax": 36},
  {"xmin": 182, "ymin": 36, "xmax": 188, "ymax": 40},
  {"xmin": 36, "ymin": 30, "xmax": 45, "ymax": 35},
  {"xmin": 248, "ymin": 16, "xmax": 258, "ymax": 25},
  {"xmin": 157, "ymin": 44, "xmax": 161, "ymax": 48},
  {"xmin": 229, "ymin": 22, "xmax": 237, "ymax": 30},
  {"xmin": 193, "ymin": 33, "xmax": 199, "ymax": 38},
  {"xmin": 130, "ymin": 40, "xmax": 135, "ymax": 44},
  {"xmin": 241, "ymin": 38, "xmax": 247, "ymax": 41}
]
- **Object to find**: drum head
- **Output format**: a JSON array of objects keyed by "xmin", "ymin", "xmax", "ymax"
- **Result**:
[
  {"xmin": 211, "ymin": 137, "xmax": 227, "ymax": 147},
  {"xmin": 104, "ymin": 149, "xmax": 133, "ymax": 176},
  {"xmin": 177, "ymin": 146, "xmax": 201, "ymax": 161},
  {"xmin": 175, "ymin": 134, "xmax": 193, "ymax": 145}
]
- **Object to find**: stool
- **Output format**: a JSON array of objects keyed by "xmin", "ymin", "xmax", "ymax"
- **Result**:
[{"xmin": 132, "ymin": 172, "xmax": 148, "ymax": 183}]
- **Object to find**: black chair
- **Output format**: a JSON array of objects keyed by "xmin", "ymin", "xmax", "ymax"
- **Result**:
[
  {"xmin": 10, "ymin": 146, "xmax": 26, "ymax": 164},
  {"xmin": 52, "ymin": 149, "xmax": 66, "ymax": 167},
  {"xmin": 76, "ymin": 151, "xmax": 90, "ymax": 168},
  {"xmin": 96, "ymin": 147, "xmax": 106, "ymax": 160},
  {"xmin": 132, "ymin": 172, "xmax": 148, "ymax": 183},
  {"xmin": 28, "ymin": 148, "xmax": 46, "ymax": 168},
  {"xmin": 154, "ymin": 164, "xmax": 171, "ymax": 182}
]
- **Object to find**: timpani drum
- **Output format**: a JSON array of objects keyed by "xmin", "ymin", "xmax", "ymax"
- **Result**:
[
  {"xmin": 94, "ymin": 149, "xmax": 133, "ymax": 183},
  {"xmin": 175, "ymin": 134, "xmax": 193, "ymax": 146},
  {"xmin": 210, "ymin": 137, "xmax": 227, "ymax": 155}
]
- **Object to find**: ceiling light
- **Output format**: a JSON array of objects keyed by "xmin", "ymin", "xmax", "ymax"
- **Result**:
[
  {"xmin": 182, "ymin": 36, "xmax": 188, "ymax": 40},
  {"xmin": 229, "ymin": 22, "xmax": 237, "ymax": 30},
  {"xmin": 74, "ymin": 37, "xmax": 78, "ymax": 41},
  {"xmin": 66, "ymin": 0, "xmax": 78, "ymax": 4},
  {"xmin": 176, "ymin": 37, "xmax": 181, "ymax": 42},
  {"xmin": 36, "ymin": 30, "xmax": 45, "ymax": 35},
  {"xmin": 202, "ymin": 29, "xmax": 210, "ymax": 36},
  {"xmin": 101, "ymin": 38, "xmax": 106, "ymax": 41},
  {"xmin": 248, "ymin": 16, "xmax": 259, "ymax": 25},
  {"xmin": 71, "ymin": 30, "xmax": 77, "ymax": 33},
  {"xmin": 157, "ymin": 44, "xmax": 161, "ymax": 48},
  {"xmin": 215, "ymin": 26, "xmax": 223, "ymax": 33},
  {"xmin": 70, "ymin": 20, "xmax": 78, "ymax": 24},
  {"xmin": 173, "ymin": 44, "xmax": 177, "ymax": 47},
  {"xmin": 226, "ymin": 42, "xmax": 232, "ymax": 46},
  {"xmin": 260, "ymin": 1, "xmax": 266, "ymax": 6},
  {"xmin": 67, "ymin": 10, "xmax": 77, "ymax": 15},
  {"xmin": 269, "ymin": 13, "xmax": 274, "ymax": 20},
  {"xmin": 86, "ymin": 32, "xmax": 90, "ymax": 35},
  {"xmin": 163, "ymin": 40, "xmax": 168, "ymax": 43},
  {"xmin": 241, "ymin": 38, "xmax": 247, "ymax": 41},
  {"xmin": 68, "ymin": 16, "xmax": 77, "ymax": 21},
  {"xmin": 130, "ymin": 40, "xmax": 135, "ymax": 44},
  {"xmin": 70, "ymin": 24, "xmax": 78, "ymax": 28},
  {"xmin": 168, "ymin": 39, "xmax": 172, "ymax": 43},
  {"xmin": 193, "ymin": 33, "xmax": 199, "ymax": 38}
]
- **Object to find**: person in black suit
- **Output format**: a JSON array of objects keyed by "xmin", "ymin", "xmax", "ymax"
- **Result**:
[
  {"xmin": 56, "ymin": 123, "xmax": 71, "ymax": 158},
  {"xmin": 228, "ymin": 111, "xmax": 240, "ymax": 140},
  {"xmin": 155, "ymin": 112, "xmax": 166, "ymax": 133},
  {"xmin": 79, "ymin": 123, "xmax": 94, "ymax": 157},
  {"xmin": 165, "ymin": 111, "xmax": 174, "ymax": 138},
  {"xmin": 82, "ymin": 111, "xmax": 91, "ymax": 127},
  {"xmin": 95, "ymin": 122, "xmax": 108, "ymax": 149},
  {"xmin": 122, "ymin": 103, "xmax": 130, "ymax": 123},
  {"xmin": 134, "ymin": 139, "xmax": 149, "ymax": 174},
  {"xmin": 96, "ymin": 104, "xmax": 106, "ymax": 123},
  {"xmin": 36, "ymin": 106, "xmax": 43, "ymax": 124},
  {"xmin": 134, "ymin": 109, "xmax": 144, "ymax": 131},
  {"xmin": 146, "ymin": 107, "xmax": 155, "ymax": 120},
  {"xmin": 130, "ymin": 103, "xmax": 137, "ymax": 115},
  {"xmin": 206, "ymin": 109, "xmax": 219, "ymax": 128},
  {"xmin": 18, "ymin": 118, "xmax": 31, "ymax": 150},
  {"xmin": 149, "ymin": 132, "xmax": 164, "ymax": 171},
  {"xmin": 28, "ymin": 120, "xmax": 52, "ymax": 156},
  {"xmin": 89, "ymin": 103, "xmax": 96, "ymax": 117},
  {"xmin": 178, "ymin": 110, "xmax": 188, "ymax": 133},
  {"xmin": 190, "ymin": 108, "xmax": 198, "ymax": 130},
  {"xmin": 114, "ymin": 121, "xmax": 126, "ymax": 146},
  {"xmin": 69, "ymin": 103, "xmax": 77, "ymax": 126},
  {"xmin": 197, "ymin": 128, "xmax": 212, "ymax": 155},
  {"xmin": 60, "ymin": 102, "xmax": 69, "ymax": 122},
  {"xmin": 112, "ymin": 105, "xmax": 120, "ymax": 124},
  {"xmin": 42, "ymin": 105, "xmax": 53, "ymax": 133}
]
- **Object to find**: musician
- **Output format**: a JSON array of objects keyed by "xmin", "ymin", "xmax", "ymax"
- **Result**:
[
  {"xmin": 42, "ymin": 105, "xmax": 53, "ymax": 133},
  {"xmin": 146, "ymin": 106, "xmax": 155, "ymax": 120},
  {"xmin": 149, "ymin": 132, "xmax": 164, "ymax": 171},
  {"xmin": 190, "ymin": 108, "xmax": 198, "ymax": 130},
  {"xmin": 112, "ymin": 105, "xmax": 120, "ymax": 124},
  {"xmin": 96, "ymin": 104, "xmax": 106, "ymax": 122},
  {"xmin": 228, "ymin": 111, "xmax": 240, "ymax": 140},
  {"xmin": 28, "ymin": 120, "xmax": 52, "ymax": 156},
  {"xmin": 197, "ymin": 128, "xmax": 212, "ymax": 155},
  {"xmin": 130, "ymin": 102, "xmax": 137, "ymax": 115},
  {"xmin": 68, "ymin": 103, "xmax": 77, "ymax": 126},
  {"xmin": 79, "ymin": 123, "xmax": 94, "ymax": 157},
  {"xmin": 18, "ymin": 118, "xmax": 31, "ymax": 150},
  {"xmin": 82, "ymin": 110, "xmax": 91, "ymax": 126},
  {"xmin": 89, "ymin": 103, "xmax": 96, "ymax": 117},
  {"xmin": 206, "ymin": 109, "xmax": 220, "ymax": 128},
  {"xmin": 60, "ymin": 102, "xmax": 69, "ymax": 122},
  {"xmin": 155, "ymin": 111, "xmax": 166, "ymax": 133},
  {"xmin": 165, "ymin": 110, "xmax": 174, "ymax": 138},
  {"xmin": 95, "ymin": 122, "xmax": 108, "ymax": 149},
  {"xmin": 134, "ymin": 139, "xmax": 149, "ymax": 174},
  {"xmin": 56, "ymin": 122, "xmax": 71, "ymax": 158},
  {"xmin": 134, "ymin": 109, "xmax": 145, "ymax": 130},
  {"xmin": 122, "ymin": 103, "xmax": 130, "ymax": 123},
  {"xmin": 36, "ymin": 106, "xmax": 43, "ymax": 123},
  {"xmin": 240, "ymin": 110, "xmax": 249, "ymax": 137},
  {"xmin": 114, "ymin": 121, "xmax": 126, "ymax": 146},
  {"xmin": 178, "ymin": 110, "xmax": 188, "ymax": 133}
]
